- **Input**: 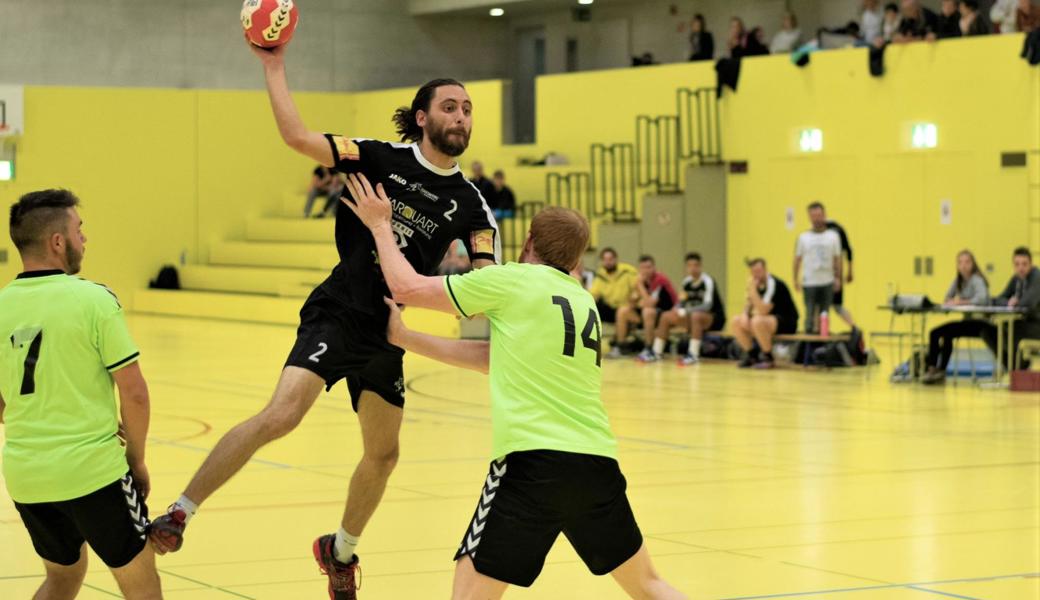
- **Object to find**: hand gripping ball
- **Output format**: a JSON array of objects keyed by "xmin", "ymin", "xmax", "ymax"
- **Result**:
[{"xmin": 242, "ymin": 0, "xmax": 299, "ymax": 48}]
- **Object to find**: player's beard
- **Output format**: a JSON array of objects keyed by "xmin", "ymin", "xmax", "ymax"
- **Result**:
[
  {"xmin": 64, "ymin": 240, "xmax": 83, "ymax": 275},
  {"xmin": 426, "ymin": 120, "xmax": 470, "ymax": 157}
]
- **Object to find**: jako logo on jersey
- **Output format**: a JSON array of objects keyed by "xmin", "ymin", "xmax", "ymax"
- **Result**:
[
  {"xmin": 389, "ymin": 173, "xmax": 440, "ymax": 202},
  {"xmin": 390, "ymin": 197, "xmax": 439, "ymax": 238}
]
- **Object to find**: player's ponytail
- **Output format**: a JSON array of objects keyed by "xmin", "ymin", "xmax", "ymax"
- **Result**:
[{"xmin": 393, "ymin": 78, "xmax": 466, "ymax": 144}]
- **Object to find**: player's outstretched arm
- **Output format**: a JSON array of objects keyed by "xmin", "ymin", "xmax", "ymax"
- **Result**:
[
  {"xmin": 383, "ymin": 299, "xmax": 490, "ymax": 373},
  {"xmin": 342, "ymin": 173, "xmax": 457, "ymax": 313},
  {"xmin": 112, "ymin": 362, "xmax": 151, "ymax": 500},
  {"xmin": 247, "ymin": 36, "xmax": 335, "ymax": 167}
]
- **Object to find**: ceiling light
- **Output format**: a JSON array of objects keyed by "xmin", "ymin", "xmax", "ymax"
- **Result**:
[
  {"xmin": 578, "ymin": 0, "xmax": 594, "ymax": 4},
  {"xmin": 489, "ymin": 7, "xmax": 504, "ymax": 16}
]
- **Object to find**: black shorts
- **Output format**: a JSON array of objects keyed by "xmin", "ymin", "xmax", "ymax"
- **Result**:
[
  {"xmin": 778, "ymin": 317, "xmax": 797, "ymax": 335},
  {"xmin": 454, "ymin": 450, "xmax": 643, "ymax": 587},
  {"xmin": 596, "ymin": 300, "xmax": 617, "ymax": 324},
  {"xmin": 834, "ymin": 288, "xmax": 844, "ymax": 306},
  {"xmin": 14, "ymin": 472, "xmax": 149, "ymax": 568},
  {"xmin": 285, "ymin": 286, "xmax": 406, "ymax": 411},
  {"xmin": 685, "ymin": 308, "xmax": 726, "ymax": 332}
]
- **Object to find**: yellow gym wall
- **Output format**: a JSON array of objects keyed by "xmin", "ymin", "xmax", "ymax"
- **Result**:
[
  {"xmin": 724, "ymin": 34, "xmax": 1039, "ymax": 333},
  {"xmin": 1, "ymin": 35, "xmax": 1036, "ymax": 336},
  {"xmin": 0, "ymin": 81, "xmax": 507, "ymax": 305}
]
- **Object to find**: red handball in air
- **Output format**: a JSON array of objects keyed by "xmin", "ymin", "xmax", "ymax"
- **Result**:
[{"xmin": 241, "ymin": 0, "xmax": 299, "ymax": 48}]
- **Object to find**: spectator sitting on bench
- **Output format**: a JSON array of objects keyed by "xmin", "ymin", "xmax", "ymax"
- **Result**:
[
  {"xmin": 638, "ymin": 252, "xmax": 726, "ymax": 365},
  {"xmin": 981, "ymin": 246, "xmax": 1040, "ymax": 370},
  {"xmin": 730, "ymin": 258, "xmax": 799, "ymax": 369},
  {"xmin": 611, "ymin": 255, "xmax": 679, "ymax": 359},
  {"xmin": 304, "ymin": 165, "xmax": 338, "ymax": 218},
  {"xmin": 588, "ymin": 247, "xmax": 638, "ymax": 327},
  {"xmin": 921, "ymin": 250, "xmax": 990, "ymax": 385}
]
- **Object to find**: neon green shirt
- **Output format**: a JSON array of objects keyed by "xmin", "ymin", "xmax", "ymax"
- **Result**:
[
  {"xmin": 0, "ymin": 271, "xmax": 139, "ymax": 503},
  {"xmin": 445, "ymin": 262, "xmax": 617, "ymax": 460}
]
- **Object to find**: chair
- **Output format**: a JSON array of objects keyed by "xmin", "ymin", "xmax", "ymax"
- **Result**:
[{"xmin": 1017, "ymin": 339, "xmax": 1040, "ymax": 371}]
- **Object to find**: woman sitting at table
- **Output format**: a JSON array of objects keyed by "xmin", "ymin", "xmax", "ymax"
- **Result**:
[{"xmin": 922, "ymin": 250, "xmax": 990, "ymax": 385}]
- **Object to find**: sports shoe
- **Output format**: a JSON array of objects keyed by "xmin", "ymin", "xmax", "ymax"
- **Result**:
[
  {"xmin": 313, "ymin": 534, "xmax": 361, "ymax": 600},
  {"xmin": 635, "ymin": 349, "xmax": 660, "ymax": 363},
  {"xmin": 605, "ymin": 346, "xmax": 624, "ymax": 360},
  {"xmin": 677, "ymin": 355, "xmax": 699, "ymax": 366},
  {"xmin": 753, "ymin": 357, "xmax": 776, "ymax": 370},
  {"xmin": 149, "ymin": 505, "xmax": 187, "ymax": 554},
  {"xmin": 737, "ymin": 354, "xmax": 755, "ymax": 368}
]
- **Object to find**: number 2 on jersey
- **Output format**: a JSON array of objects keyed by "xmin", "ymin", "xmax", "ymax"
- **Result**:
[
  {"xmin": 551, "ymin": 296, "xmax": 601, "ymax": 367},
  {"xmin": 10, "ymin": 329, "xmax": 44, "ymax": 395}
]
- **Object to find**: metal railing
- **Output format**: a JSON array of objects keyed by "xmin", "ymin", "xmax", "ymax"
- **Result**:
[
  {"xmin": 498, "ymin": 86, "xmax": 722, "ymax": 260},
  {"xmin": 499, "ymin": 200, "xmax": 544, "ymax": 263},
  {"xmin": 677, "ymin": 87, "xmax": 723, "ymax": 164}
]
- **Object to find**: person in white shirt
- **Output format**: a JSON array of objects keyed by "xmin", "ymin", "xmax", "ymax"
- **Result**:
[
  {"xmin": 793, "ymin": 202, "xmax": 842, "ymax": 334},
  {"xmin": 769, "ymin": 12, "xmax": 802, "ymax": 53},
  {"xmin": 990, "ymin": 0, "xmax": 1020, "ymax": 32},
  {"xmin": 862, "ymin": 0, "xmax": 885, "ymax": 43}
]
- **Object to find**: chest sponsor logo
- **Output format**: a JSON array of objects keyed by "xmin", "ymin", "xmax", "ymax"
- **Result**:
[
  {"xmin": 389, "ymin": 173, "xmax": 440, "ymax": 202},
  {"xmin": 390, "ymin": 197, "xmax": 439, "ymax": 240}
]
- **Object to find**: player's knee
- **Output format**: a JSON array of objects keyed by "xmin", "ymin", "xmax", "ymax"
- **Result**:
[
  {"xmin": 258, "ymin": 404, "xmax": 306, "ymax": 439},
  {"xmin": 42, "ymin": 571, "xmax": 85, "ymax": 598},
  {"xmin": 364, "ymin": 444, "xmax": 400, "ymax": 475}
]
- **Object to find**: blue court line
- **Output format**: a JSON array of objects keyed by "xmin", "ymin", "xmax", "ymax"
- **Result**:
[
  {"xmin": 906, "ymin": 585, "xmax": 982, "ymax": 599},
  {"xmin": 148, "ymin": 438, "xmax": 293, "ymax": 469},
  {"xmin": 718, "ymin": 572, "xmax": 1038, "ymax": 600}
]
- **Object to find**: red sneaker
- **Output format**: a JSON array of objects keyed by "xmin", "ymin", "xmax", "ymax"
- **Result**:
[
  {"xmin": 313, "ymin": 534, "xmax": 361, "ymax": 600},
  {"xmin": 148, "ymin": 506, "xmax": 187, "ymax": 554}
]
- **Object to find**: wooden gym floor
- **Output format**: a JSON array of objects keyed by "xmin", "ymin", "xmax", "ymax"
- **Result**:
[{"xmin": 1, "ymin": 314, "xmax": 1037, "ymax": 599}]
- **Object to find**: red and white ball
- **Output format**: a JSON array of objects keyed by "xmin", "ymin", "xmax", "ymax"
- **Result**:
[{"xmin": 241, "ymin": 0, "xmax": 299, "ymax": 48}]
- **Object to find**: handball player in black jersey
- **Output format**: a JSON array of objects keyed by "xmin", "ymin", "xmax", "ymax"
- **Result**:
[{"xmin": 150, "ymin": 35, "xmax": 499, "ymax": 600}]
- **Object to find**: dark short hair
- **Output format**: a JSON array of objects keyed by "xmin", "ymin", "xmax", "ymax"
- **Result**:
[
  {"xmin": 639, "ymin": 255, "xmax": 655, "ymax": 264},
  {"xmin": 392, "ymin": 78, "xmax": 466, "ymax": 143},
  {"xmin": 600, "ymin": 247, "xmax": 617, "ymax": 258},
  {"xmin": 1014, "ymin": 246, "xmax": 1033, "ymax": 261},
  {"xmin": 685, "ymin": 252, "xmax": 702, "ymax": 262},
  {"xmin": 884, "ymin": 2, "xmax": 898, "ymax": 12},
  {"xmin": 9, "ymin": 189, "xmax": 80, "ymax": 252},
  {"xmin": 493, "ymin": 170, "xmax": 505, "ymax": 178},
  {"xmin": 807, "ymin": 201, "xmax": 825, "ymax": 212},
  {"xmin": 747, "ymin": 257, "xmax": 766, "ymax": 268},
  {"xmin": 960, "ymin": 0, "xmax": 979, "ymax": 10}
]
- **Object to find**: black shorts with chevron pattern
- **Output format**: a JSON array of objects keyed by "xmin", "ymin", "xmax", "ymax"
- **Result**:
[
  {"xmin": 14, "ymin": 471, "xmax": 150, "ymax": 568},
  {"xmin": 454, "ymin": 450, "xmax": 643, "ymax": 587}
]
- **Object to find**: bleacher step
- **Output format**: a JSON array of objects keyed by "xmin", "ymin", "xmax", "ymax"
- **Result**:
[
  {"xmin": 210, "ymin": 240, "xmax": 338, "ymax": 270},
  {"xmin": 133, "ymin": 289, "xmax": 460, "ymax": 337},
  {"xmin": 179, "ymin": 265, "xmax": 327, "ymax": 297}
]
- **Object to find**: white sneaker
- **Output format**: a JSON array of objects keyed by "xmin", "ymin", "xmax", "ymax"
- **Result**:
[
  {"xmin": 636, "ymin": 349, "xmax": 660, "ymax": 363},
  {"xmin": 678, "ymin": 355, "xmax": 699, "ymax": 366},
  {"xmin": 605, "ymin": 346, "xmax": 624, "ymax": 360}
]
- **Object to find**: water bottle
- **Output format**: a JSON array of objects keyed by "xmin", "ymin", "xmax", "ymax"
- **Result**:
[{"xmin": 820, "ymin": 311, "xmax": 830, "ymax": 337}]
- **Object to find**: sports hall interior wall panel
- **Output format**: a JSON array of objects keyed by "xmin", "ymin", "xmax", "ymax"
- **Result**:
[
  {"xmin": 723, "ymin": 34, "xmax": 1039, "ymax": 333},
  {"xmin": 0, "ymin": 0, "xmax": 509, "ymax": 93},
  {"xmin": 2, "ymin": 35, "xmax": 1035, "ymax": 335}
]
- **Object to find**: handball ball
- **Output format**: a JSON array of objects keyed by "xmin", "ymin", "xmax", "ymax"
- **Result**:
[{"xmin": 241, "ymin": 0, "xmax": 299, "ymax": 48}]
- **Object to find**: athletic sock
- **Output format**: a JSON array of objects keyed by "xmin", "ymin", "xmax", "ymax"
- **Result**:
[
  {"xmin": 334, "ymin": 527, "xmax": 359, "ymax": 564},
  {"xmin": 175, "ymin": 494, "xmax": 199, "ymax": 525},
  {"xmin": 688, "ymin": 339, "xmax": 702, "ymax": 358},
  {"xmin": 652, "ymin": 337, "xmax": 666, "ymax": 356}
]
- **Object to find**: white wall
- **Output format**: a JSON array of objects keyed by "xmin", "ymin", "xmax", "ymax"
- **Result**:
[{"xmin": 0, "ymin": 0, "xmax": 510, "ymax": 92}]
